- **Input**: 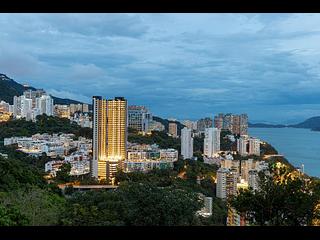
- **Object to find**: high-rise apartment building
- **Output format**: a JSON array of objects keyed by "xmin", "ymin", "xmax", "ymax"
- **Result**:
[
  {"xmin": 197, "ymin": 117, "xmax": 213, "ymax": 133},
  {"xmin": 107, "ymin": 97, "xmax": 128, "ymax": 159},
  {"xmin": 168, "ymin": 122, "xmax": 178, "ymax": 138},
  {"xmin": 214, "ymin": 113, "xmax": 224, "ymax": 129},
  {"xmin": 13, "ymin": 90, "xmax": 53, "ymax": 121},
  {"xmin": 240, "ymin": 159, "xmax": 255, "ymax": 182},
  {"xmin": 181, "ymin": 127, "xmax": 193, "ymax": 160},
  {"xmin": 237, "ymin": 137, "xmax": 248, "ymax": 156},
  {"xmin": 54, "ymin": 105, "xmax": 71, "ymax": 119},
  {"xmin": 237, "ymin": 136, "xmax": 260, "ymax": 156},
  {"xmin": 214, "ymin": 113, "xmax": 248, "ymax": 135},
  {"xmin": 23, "ymin": 89, "xmax": 46, "ymax": 108},
  {"xmin": 239, "ymin": 114, "xmax": 248, "ymax": 136},
  {"xmin": 13, "ymin": 96, "xmax": 22, "ymax": 117},
  {"xmin": 70, "ymin": 104, "xmax": 83, "ymax": 114},
  {"xmin": 204, "ymin": 127, "xmax": 220, "ymax": 158},
  {"xmin": 21, "ymin": 97, "xmax": 33, "ymax": 120},
  {"xmin": 92, "ymin": 96, "xmax": 128, "ymax": 184},
  {"xmin": 92, "ymin": 96, "xmax": 108, "ymax": 180},
  {"xmin": 128, "ymin": 105, "xmax": 152, "ymax": 133},
  {"xmin": 82, "ymin": 104, "xmax": 89, "ymax": 113},
  {"xmin": 248, "ymin": 138, "xmax": 260, "ymax": 156},
  {"xmin": 216, "ymin": 167, "xmax": 238, "ymax": 200},
  {"xmin": 36, "ymin": 95, "xmax": 54, "ymax": 116}
]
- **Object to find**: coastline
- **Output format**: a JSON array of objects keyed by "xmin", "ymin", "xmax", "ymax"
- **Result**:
[{"xmin": 250, "ymin": 127, "xmax": 320, "ymax": 178}]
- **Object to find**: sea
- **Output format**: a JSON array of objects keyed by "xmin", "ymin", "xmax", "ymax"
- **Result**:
[{"xmin": 249, "ymin": 127, "xmax": 320, "ymax": 178}]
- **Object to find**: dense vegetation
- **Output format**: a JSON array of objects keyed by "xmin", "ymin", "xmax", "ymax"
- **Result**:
[
  {"xmin": 0, "ymin": 148, "xmax": 227, "ymax": 226},
  {"xmin": 128, "ymin": 128, "xmax": 180, "ymax": 152},
  {"xmin": 0, "ymin": 114, "xmax": 92, "ymax": 140},
  {"xmin": 0, "ymin": 153, "xmax": 65, "ymax": 226},
  {"xmin": 61, "ymin": 181, "xmax": 203, "ymax": 226},
  {"xmin": 230, "ymin": 166, "xmax": 320, "ymax": 226}
]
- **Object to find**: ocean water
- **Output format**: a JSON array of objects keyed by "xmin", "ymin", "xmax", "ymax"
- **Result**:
[{"xmin": 249, "ymin": 127, "xmax": 320, "ymax": 178}]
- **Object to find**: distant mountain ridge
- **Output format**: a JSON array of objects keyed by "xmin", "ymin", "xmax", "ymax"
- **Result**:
[
  {"xmin": 250, "ymin": 116, "xmax": 320, "ymax": 131},
  {"xmin": 289, "ymin": 116, "xmax": 320, "ymax": 131},
  {"xmin": 0, "ymin": 73, "xmax": 85, "ymax": 106},
  {"xmin": 248, "ymin": 122, "xmax": 287, "ymax": 128}
]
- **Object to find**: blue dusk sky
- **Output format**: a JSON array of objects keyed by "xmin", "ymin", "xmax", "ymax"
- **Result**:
[{"xmin": 1, "ymin": 13, "xmax": 320, "ymax": 124}]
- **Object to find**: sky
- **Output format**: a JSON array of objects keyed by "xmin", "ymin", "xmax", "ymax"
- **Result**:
[{"xmin": 1, "ymin": 13, "xmax": 320, "ymax": 124}]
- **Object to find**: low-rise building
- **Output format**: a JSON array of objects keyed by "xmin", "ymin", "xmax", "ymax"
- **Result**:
[{"xmin": 124, "ymin": 144, "xmax": 178, "ymax": 172}]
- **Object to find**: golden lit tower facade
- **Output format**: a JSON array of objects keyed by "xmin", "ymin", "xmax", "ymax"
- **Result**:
[
  {"xmin": 106, "ymin": 97, "xmax": 128, "ymax": 182},
  {"xmin": 92, "ymin": 96, "xmax": 108, "ymax": 180}
]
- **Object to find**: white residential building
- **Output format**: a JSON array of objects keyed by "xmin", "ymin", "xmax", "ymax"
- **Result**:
[
  {"xmin": 181, "ymin": 127, "xmax": 193, "ymax": 159},
  {"xmin": 216, "ymin": 167, "xmax": 238, "ymax": 200},
  {"xmin": 36, "ymin": 95, "xmax": 54, "ymax": 116},
  {"xmin": 237, "ymin": 136, "xmax": 260, "ymax": 156},
  {"xmin": 237, "ymin": 137, "xmax": 248, "ymax": 156},
  {"xmin": 204, "ymin": 127, "xmax": 220, "ymax": 158},
  {"xmin": 248, "ymin": 138, "xmax": 260, "ymax": 156}
]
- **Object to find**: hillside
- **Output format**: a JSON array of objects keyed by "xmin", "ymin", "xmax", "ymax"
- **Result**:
[
  {"xmin": 289, "ymin": 116, "xmax": 320, "ymax": 130},
  {"xmin": 249, "ymin": 116, "xmax": 320, "ymax": 131},
  {"xmin": 0, "ymin": 73, "xmax": 85, "ymax": 106}
]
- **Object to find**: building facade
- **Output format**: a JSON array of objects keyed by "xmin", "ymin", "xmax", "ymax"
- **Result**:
[
  {"xmin": 197, "ymin": 117, "xmax": 213, "ymax": 133},
  {"xmin": 214, "ymin": 113, "xmax": 248, "ymax": 135},
  {"xmin": 204, "ymin": 127, "xmax": 220, "ymax": 158},
  {"xmin": 91, "ymin": 96, "xmax": 128, "ymax": 184},
  {"xmin": 216, "ymin": 167, "xmax": 238, "ymax": 200},
  {"xmin": 181, "ymin": 127, "xmax": 193, "ymax": 159},
  {"xmin": 128, "ymin": 105, "xmax": 152, "ymax": 134},
  {"xmin": 168, "ymin": 122, "xmax": 178, "ymax": 138}
]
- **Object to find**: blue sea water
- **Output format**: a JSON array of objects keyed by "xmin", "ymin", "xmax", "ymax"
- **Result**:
[{"xmin": 249, "ymin": 127, "xmax": 320, "ymax": 178}]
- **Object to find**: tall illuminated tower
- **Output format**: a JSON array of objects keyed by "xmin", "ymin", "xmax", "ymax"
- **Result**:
[
  {"xmin": 106, "ymin": 97, "xmax": 128, "ymax": 182},
  {"xmin": 92, "ymin": 96, "xmax": 128, "ymax": 183},
  {"xmin": 92, "ymin": 96, "xmax": 108, "ymax": 180}
]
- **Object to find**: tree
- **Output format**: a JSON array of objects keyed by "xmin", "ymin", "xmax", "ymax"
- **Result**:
[
  {"xmin": 118, "ymin": 182, "xmax": 202, "ymax": 226},
  {"xmin": 0, "ymin": 203, "xmax": 29, "ymax": 226},
  {"xmin": 0, "ymin": 187, "xmax": 65, "ymax": 226},
  {"xmin": 230, "ymin": 167, "xmax": 320, "ymax": 226},
  {"xmin": 60, "ymin": 182, "xmax": 203, "ymax": 226},
  {"xmin": 55, "ymin": 163, "xmax": 72, "ymax": 183}
]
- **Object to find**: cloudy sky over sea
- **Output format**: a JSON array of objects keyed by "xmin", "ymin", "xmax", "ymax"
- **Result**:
[{"xmin": 1, "ymin": 14, "xmax": 320, "ymax": 123}]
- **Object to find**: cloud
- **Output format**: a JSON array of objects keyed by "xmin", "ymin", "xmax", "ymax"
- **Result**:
[
  {"xmin": 47, "ymin": 89, "xmax": 91, "ymax": 103},
  {"xmin": 1, "ymin": 13, "xmax": 320, "ymax": 122}
]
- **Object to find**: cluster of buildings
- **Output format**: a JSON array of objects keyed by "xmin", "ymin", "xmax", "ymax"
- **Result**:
[
  {"xmin": 216, "ymin": 157, "xmax": 269, "ymax": 225},
  {"xmin": 92, "ymin": 96, "xmax": 180, "ymax": 184},
  {"xmin": 54, "ymin": 103, "xmax": 90, "ymax": 118},
  {"xmin": 54, "ymin": 103, "xmax": 92, "ymax": 128},
  {"xmin": 125, "ymin": 143, "xmax": 178, "ymax": 172},
  {"xmin": 128, "ymin": 105, "xmax": 152, "ymax": 134},
  {"xmin": 0, "ymin": 89, "xmax": 93, "ymax": 128},
  {"xmin": 4, "ymin": 133, "xmax": 92, "ymax": 177},
  {"xmin": 12, "ymin": 89, "xmax": 54, "ymax": 121},
  {"xmin": 214, "ymin": 113, "xmax": 248, "ymax": 136},
  {"xmin": 237, "ymin": 135, "xmax": 260, "ymax": 156}
]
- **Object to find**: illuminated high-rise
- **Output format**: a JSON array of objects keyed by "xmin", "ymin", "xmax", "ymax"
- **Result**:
[
  {"xmin": 106, "ymin": 97, "xmax": 128, "ymax": 182},
  {"xmin": 92, "ymin": 96, "xmax": 128, "ymax": 183},
  {"xmin": 92, "ymin": 96, "xmax": 108, "ymax": 180}
]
